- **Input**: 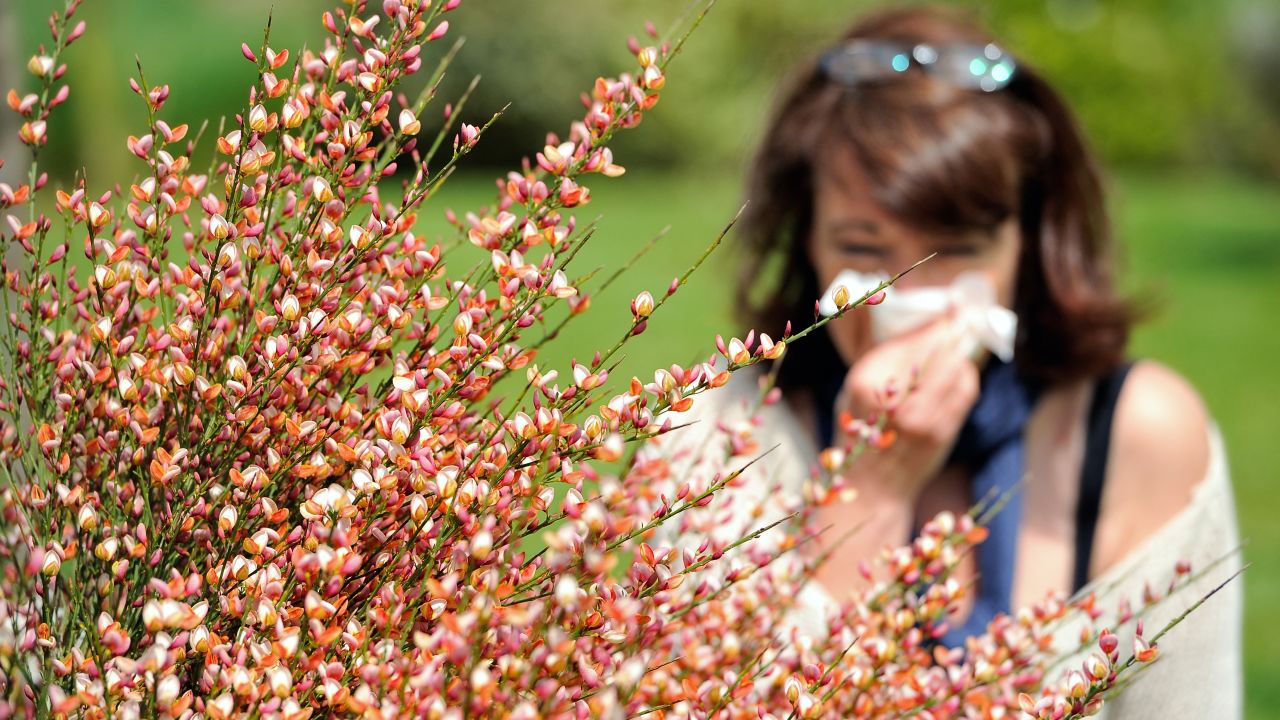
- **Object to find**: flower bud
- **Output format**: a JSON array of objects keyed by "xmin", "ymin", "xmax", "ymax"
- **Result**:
[
  {"xmin": 94, "ymin": 265, "xmax": 118, "ymax": 290},
  {"xmin": 1098, "ymin": 630, "xmax": 1119, "ymax": 656},
  {"xmin": 389, "ymin": 414, "xmax": 411, "ymax": 445},
  {"xmin": 249, "ymin": 104, "xmax": 269, "ymax": 132},
  {"xmin": 142, "ymin": 600, "xmax": 163, "ymax": 632},
  {"xmin": 1083, "ymin": 653, "xmax": 1109, "ymax": 681},
  {"xmin": 95, "ymin": 537, "xmax": 119, "ymax": 561},
  {"xmin": 1133, "ymin": 636, "xmax": 1159, "ymax": 663},
  {"xmin": 409, "ymin": 494, "xmax": 429, "ymax": 523},
  {"xmin": 78, "ymin": 504, "xmax": 98, "ymax": 531},
  {"xmin": 398, "ymin": 108, "xmax": 421, "ymax": 136},
  {"xmin": 156, "ymin": 675, "xmax": 181, "ymax": 707},
  {"xmin": 88, "ymin": 202, "xmax": 111, "ymax": 229},
  {"xmin": 254, "ymin": 597, "xmax": 277, "ymax": 626},
  {"xmin": 1065, "ymin": 670, "xmax": 1088, "ymax": 699},
  {"xmin": 280, "ymin": 294, "xmax": 300, "ymax": 322},
  {"xmin": 458, "ymin": 123, "xmax": 479, "ymax": 147},
  {"xmin": 216, "ymin": 242, "xmax": 238, "ymax": 269},
  {"xmin": 583, "ymin": 415, "xmax": 604, "ymax": 441},
  {"xmin": 311, "ymin": 177, "xmax": 333, "ymax": 203},
  {"xmin": 427, "ymin": 21, "xmax": 450, "ymax": 42},
  {"xmin": 784, "ymin": 676, "xmax": 803, "ymax": 704},
  {"xmin": 833, "ymin": 285, "xmax": 850, "ymax": 310},
  {"xmin": 173, "ymin": 362, "xmax": 195, "ymax": 386},
  {"xmin": 282, "ymin": 98, "xmax": 307, "ymax": 128},
  {"xmin": 208, "ymin": 214, "xmax": 230, "ymax": 240},
  {"xmin": 470, "ymin": 530, "xmax": 493, "ymax": 562},
  {"xmin": 19, "ymin": 120, "xmax": 48, "ymax": 146},
  {"xmin": 28, "ymin": 55, "xmax": 54, "ymax": 76},
  {"xmin": 268, "ymin": 666, "xmax": 292, "ymax": 698},
  {"xmin": 190, "ymin": 626, "xmax": 210, "ymax": 653},
  {"xmin": 227, "ymin": 355, "xmax": 247, "ymax": 380},
  {"xmin": 217, "ymin": 130, "xmax": 242, "ymax": 155},
  {"xmin": 27, "ymin": 53, "xmax": 55, "ymax": 77},
  {"xmin": 91, "ymin": 317, "xmax": 113, "ymax": 343},
  {"xmin": 357, "ymin": 71, "xmax": 382, "ymax": 93},
  {"xmin": 217, "ymin": 506, "xmax": 238, "ymax": 532},
  {"xmin": 630, "ymin": 291, "xmax": 654, "ymax": 319},
  {"xmin": 304, "ymin": 590, "xmax": 334, "ymax": 619},
  {"xmin": 349, "ymin": 224, "xmax": 373, "ymax": 250},
  {"xmin": 207, "ymin": 693, "xmax": 234, "ymax": 720}
]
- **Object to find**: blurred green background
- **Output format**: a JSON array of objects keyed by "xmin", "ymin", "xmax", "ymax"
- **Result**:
[{"xmin": 5, "ymin": 0, "xmax": 1278, "ymax": 714}]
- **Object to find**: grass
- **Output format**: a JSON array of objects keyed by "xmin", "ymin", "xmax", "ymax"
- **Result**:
[
  {"xmin": 420, "ymin": 167, "xmax": 1280, "ymax": 717},
  {"xmin": 1112, "ymin": 172, "xmax": 1280, "ymax": 716}
]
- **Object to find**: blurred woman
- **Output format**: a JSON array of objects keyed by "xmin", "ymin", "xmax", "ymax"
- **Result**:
[{"xmin": 677, "ymin": 5, "xmax": 1240, "ymax": 716}]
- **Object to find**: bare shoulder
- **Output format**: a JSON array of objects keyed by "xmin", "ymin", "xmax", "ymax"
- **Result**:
[{"xmin": 1092, "ymin": 361, "xmax": 1212, "ymax": 575}]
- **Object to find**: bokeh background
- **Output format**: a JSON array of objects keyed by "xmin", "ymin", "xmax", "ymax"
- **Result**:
[{"xmin": 6, "ymin": 0, "xmax": 1278, "ymax": 714}]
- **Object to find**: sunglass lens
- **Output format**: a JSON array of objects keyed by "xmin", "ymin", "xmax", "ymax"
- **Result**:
[
  {"xmin": 935, "ymin": 44, "xmax": 1016, "ymax": 91},
  {"xmin": 821, "ymin": 42, "xmax": 912, "ymax": 85}
]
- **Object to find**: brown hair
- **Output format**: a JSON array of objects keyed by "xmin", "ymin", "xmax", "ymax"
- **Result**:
[{"xmin": 739, "ymin": 5, "xmax": 1136, "ymax": 390}]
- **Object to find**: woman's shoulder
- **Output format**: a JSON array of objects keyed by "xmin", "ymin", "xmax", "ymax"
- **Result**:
[
  {"xmin": 1093, "ymin": 360, "xmax": 1217, "ymax": 574},
  {"xmin": 644, "ymin": 365, "xmax": 820, "ymax": 552},
  {"xmin": 651, "ymin": 364, "xmax": 815, "ymax": 465},
  {"xmin": 672, "ymin": 365, "xmax": 806, "ymax": 429},
  {"xmin": 1110, "ymin": 360, "xmax": 1212, "ymax": 475},
  {"xmin": 1068, "ymin": 362, "xmax": 1242, "ymax": 718}
]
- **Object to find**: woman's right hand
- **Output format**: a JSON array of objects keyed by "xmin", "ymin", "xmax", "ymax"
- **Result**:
[
  {"xmin": 805, "ymin": 315, "xmax": 980, "ymax": 599},
  {"xmin": 836, "ymin": 314, "xmax": 981, "ymax": 504}
]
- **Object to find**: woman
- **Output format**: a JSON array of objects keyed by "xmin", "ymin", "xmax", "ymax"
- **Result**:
[{"xmin": 664, "ymin": 5, "xmax": 1242, "ymax": 716}]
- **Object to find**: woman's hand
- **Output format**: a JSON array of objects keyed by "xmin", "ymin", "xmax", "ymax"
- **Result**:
[
  {"xmin": 837, "ymin": 314, "xmax": 981, "ymax": 503},
  {"xmin": 805, "ymin": 316, "xmax": 980, "ymax": 601}
]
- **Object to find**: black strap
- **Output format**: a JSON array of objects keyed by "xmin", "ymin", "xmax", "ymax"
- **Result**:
[{"xmin": 1072, "ymin": 362, "xmax": 1134, "ymax": 592}]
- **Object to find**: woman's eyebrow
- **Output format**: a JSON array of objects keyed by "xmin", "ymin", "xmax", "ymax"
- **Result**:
[{"xmin": 825, "ymin": 218, "xmax": 880, "ymax": 235}]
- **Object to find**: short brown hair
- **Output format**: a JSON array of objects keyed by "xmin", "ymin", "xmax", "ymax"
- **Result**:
[{"xmin": 739, "ymin": 6, "xmax": 1136, "ymax": 390}]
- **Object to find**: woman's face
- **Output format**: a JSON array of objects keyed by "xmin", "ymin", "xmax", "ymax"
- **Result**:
[{"xmin": 808, "ymin": 153, "xmax": 1022, "ymax": 366}]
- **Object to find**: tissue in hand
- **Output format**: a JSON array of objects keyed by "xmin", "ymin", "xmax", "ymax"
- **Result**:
[{"xmin": 817, "ymin": 269, "xmax": 1018, "ymax": 362}]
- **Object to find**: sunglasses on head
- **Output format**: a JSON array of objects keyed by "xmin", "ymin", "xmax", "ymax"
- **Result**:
[{"xmin": 819, "ymin": 40, "xmax": 1017, "ymax": 92}]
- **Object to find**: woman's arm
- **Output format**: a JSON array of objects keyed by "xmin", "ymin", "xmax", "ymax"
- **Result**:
[
  {"xmin": 1092, "ymin": 361, "xmax": 1211, "ymax": 577},
  {"xmin": 1081, "ymin": 361, "xmax": 1242, "ymax": 718}
]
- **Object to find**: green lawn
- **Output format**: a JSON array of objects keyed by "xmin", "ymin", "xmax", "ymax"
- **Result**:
[
  {"xmin": 422, "ymin": 167, "xmax": 1280, "ymax": 717},
  {"xmin": 1112, "ymin": 172, "xmax": 1280, "ymax": 716}
]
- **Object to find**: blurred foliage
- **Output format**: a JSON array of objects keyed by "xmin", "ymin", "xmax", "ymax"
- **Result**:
[
  {"xmin": 11, "ymin": 0, "xmax": 327, "ymax": 186},
  {"xmin": 12, "ymin": 0, "xmax": 1280, "ymax": 186},
  {"xmin": 353, "ymin": 0, "xmax": 1280, "ymax": 174}
]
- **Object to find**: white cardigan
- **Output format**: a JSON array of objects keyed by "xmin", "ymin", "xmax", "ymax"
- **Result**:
[{"xmin": 647, "ymin": 370, "xmax": 1243, "ymax": 718}]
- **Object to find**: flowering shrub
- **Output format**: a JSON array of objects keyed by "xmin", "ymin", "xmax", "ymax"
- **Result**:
[{"xmin": 0, "ymin": 1, "xmax": 1227, "ymax": 718}]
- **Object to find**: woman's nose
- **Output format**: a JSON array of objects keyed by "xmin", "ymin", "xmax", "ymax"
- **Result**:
[
  {"xmin": 890, "ymin": 264, "xmax": 953, "ymax": 291},
  {"xmin": 871, "ymin": 245, "xmax": 949, "ymax": 289}
]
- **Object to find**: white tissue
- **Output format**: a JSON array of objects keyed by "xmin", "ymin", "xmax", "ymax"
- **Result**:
[{"xmin": 817, "ymin": 269, "xmax": 1018, "ymax": 362}]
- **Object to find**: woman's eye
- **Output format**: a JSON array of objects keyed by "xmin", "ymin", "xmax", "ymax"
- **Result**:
[{"xmin": 836, "ymin": 241, "xmax": 888, "ymax": 257}]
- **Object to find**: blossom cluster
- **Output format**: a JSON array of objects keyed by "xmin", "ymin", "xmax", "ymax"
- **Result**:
[{"xmin": 0, "ymin": 1, "xmax": 1197, "ymax": 718}]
